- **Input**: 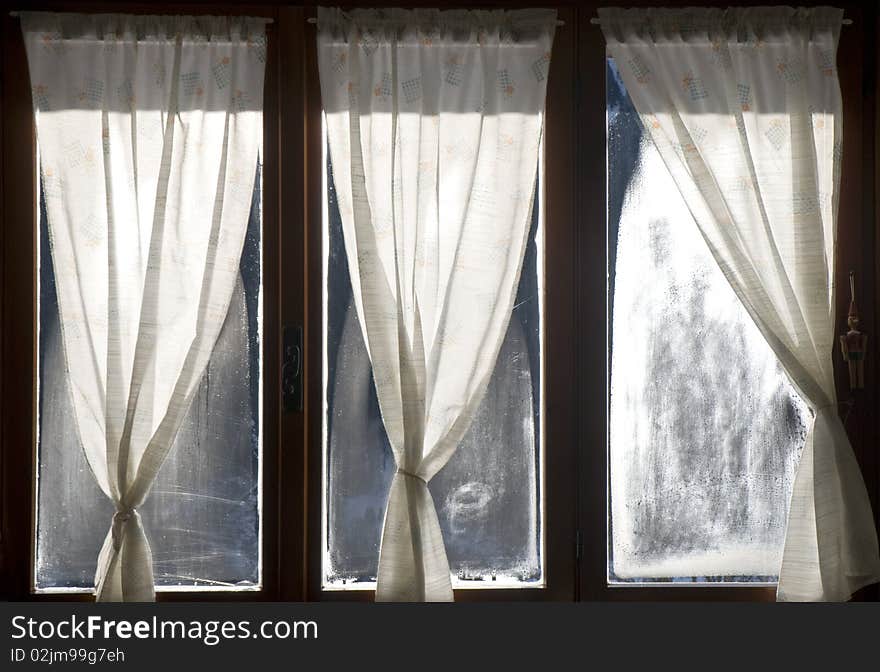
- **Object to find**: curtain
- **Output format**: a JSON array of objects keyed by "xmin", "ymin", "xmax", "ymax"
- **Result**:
[
  {"xmin": 317, "ymin": 7, "xmax": 555, "ymax": 601},
  {"xmin": 599, "ymin": 6, "xmax": 880, "ymax": 601},
  {"xmin": 21, "ymin": 12, "xmax": 266, "ymax": 601}
]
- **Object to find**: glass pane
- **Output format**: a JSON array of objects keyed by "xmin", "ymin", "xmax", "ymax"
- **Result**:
[
  {"xmin": 35, "ymin": 164, "xmax": 263, "ymax": 592},
  {"xmin": 323, "ymin": 132, "xmax": 544, "ymax": 589},
  {"xmin": 607, "ymin": 58, "xmax": 809, "ymax": 584}
]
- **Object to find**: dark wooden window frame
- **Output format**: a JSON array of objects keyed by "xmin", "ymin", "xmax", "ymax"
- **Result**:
[
  {"xmin": 300, "ymin": 4, "xmax": 578, "ymax": 602},
  {"xmin": 0, "ymin": 2, "xmax": 283, "ymax": 602},
  {"xmin": 1, "ymin": 1, "xmax": 877, "ymax": 603},
  {"xmin": 576, "ymin": 0, "xmax": 879, "ymax": 603}
]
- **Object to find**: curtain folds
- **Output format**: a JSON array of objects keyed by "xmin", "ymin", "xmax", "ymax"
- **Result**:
[
  {"xmin": 317, "ymin": 6, "xmax": 555, "ymax": 601},
  {"xmin": 599, "ymin": 6, "xmax": 880, "ymax": 601},
  {"xmin": 21, "ymin": 11, "xmax": 266, "ymax": 601}
]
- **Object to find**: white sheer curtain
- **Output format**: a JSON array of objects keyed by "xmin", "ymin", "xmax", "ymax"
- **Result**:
[
  {"xmin": 600, "ymin": 6, "xmax": 879, "ymax": 601},
  {"xmin": 22, "ymin": 12, "xmax": 266, "ymax": 601},
  {"xmin": 317, "ymin": 7, "xmax": 555, "ymax": 601}
]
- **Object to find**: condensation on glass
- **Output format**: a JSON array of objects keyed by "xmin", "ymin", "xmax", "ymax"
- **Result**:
[
  {"xmin": 607, "ymin": 58, "xmax": 809, "ymax": 584},
  {"xmin": 322, "ymin": 124, "xmax": 544, "ymax": 590},
  {"xmin": 34, "ymin": 165, "xmax": 263, "ymax": 592}
]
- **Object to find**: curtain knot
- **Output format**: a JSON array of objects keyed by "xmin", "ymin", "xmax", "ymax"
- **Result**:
[
  {"xmin": 111, "ymin": 506, "xmax": 137, "ymax": 551},
  {"xmin": 395, "ymin": 468, "xmax": 427, "ymax": 484}
]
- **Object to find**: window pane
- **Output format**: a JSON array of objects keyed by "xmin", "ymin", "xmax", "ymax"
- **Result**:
[
  {"xmin": 607, "ymin": 58, "xmax": 809, "ymax": 584},
  {"xmin": 323, "ymin": 135, "xmax": 544, "ymax": 589},
  {"xmin": 35, "ymin": 165, "xmax": 263, "ymax": 592}
]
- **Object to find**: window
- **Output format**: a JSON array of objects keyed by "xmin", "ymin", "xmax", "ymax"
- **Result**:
[
  {"xmin": 2, "ymin": 5, "xmax": 873, "ymax": 605},
  {"xmin": 321, "ymin": 129, "xmax": 545, "ymax": 589},
  {"xmin": 606, "ymin": 58, "xmax": 810, "ymax": 585},
  {"xmin": 35, "ymin": 166, "xmax": 264, "ymax": 592},
  {"xmin": 6, "ymin": 11, "xmax": 271, "ymax": 599}
]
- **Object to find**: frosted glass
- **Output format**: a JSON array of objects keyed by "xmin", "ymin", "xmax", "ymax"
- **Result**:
[
  {"xmin": 323, "ymin": 155, "xmax": 543, "ymax": 588},
  {"xmin": 607, "ymin": 59, "xmax": 809, "ymax": 583},
  {"xmin": 35, "ymin": 168, "xmax": 262, "ymax": 591}
]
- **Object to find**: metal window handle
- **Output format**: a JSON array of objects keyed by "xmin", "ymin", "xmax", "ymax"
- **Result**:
[
  {"xmin": 282, "ymin": 325, "xmax": 303, "ymax": 413},
  {"xmin": 840, "ymin": 271, "xmax": 867, "ymax": 390}
]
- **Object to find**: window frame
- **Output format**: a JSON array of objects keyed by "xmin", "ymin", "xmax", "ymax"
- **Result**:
[
  {"xmin": 0, "ymin": 1, "xmax": 876, "ymax": 604},
  {"xmin": 576, "ymin": 1, "xmax": 879, "ymax": 603},
  {"xmin": 0, "ymin": 3, "xmax": 283, "ymax": 602},
  {"xmin": 299, "ymin": 4, "xmax": 579, "ymax": 602}
]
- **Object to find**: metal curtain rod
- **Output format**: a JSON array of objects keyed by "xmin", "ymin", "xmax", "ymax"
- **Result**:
[
  {"xmin": 588, "ymin": 17, "xmax": 852, "ymax": 26},
  {"xmin": 8, "ymin": 11, "xmax": 274, "ymax": 22},
  {"xmin": 306, "ymin": 17, "xmax": 566, "ymax": 26}
]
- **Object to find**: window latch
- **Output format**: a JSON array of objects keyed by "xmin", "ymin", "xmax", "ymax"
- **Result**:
[
  {"xmin": 840, "ymin": 271, "xmax": 867, "ymax": 390},
  {"xmin": 282, "ymin": 325, "xmax": 303, "ymax": 413}
]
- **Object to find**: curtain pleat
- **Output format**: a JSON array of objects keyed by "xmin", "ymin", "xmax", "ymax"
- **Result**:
[
  {"xmin": 317, "ymin": 6, "xmax": 556, "ymax": 601},
  {"xmin": 21, "ymin": 11, "xmax": 266, "ymax": 601},
  {"xmin": 599, "ymin": 6, "xmax": 880, "ymax": 601}
]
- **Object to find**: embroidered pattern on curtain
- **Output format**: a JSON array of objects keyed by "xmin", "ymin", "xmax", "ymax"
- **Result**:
[
  {"xmin": 21, "ymin": 11, "xmax": 266, "ymax": 601},
  {"xmin": 317, "ymin": 7, "xmax": 556, "ymax": 601},
  {"xmin": 599, "ymin": 6, "xmax": 880, "ymax": 601}
]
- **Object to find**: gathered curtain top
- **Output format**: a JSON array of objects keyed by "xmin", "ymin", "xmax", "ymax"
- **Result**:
[
  {"xmin": 598, "ymin": 6, "xmax": 843, "ymax": 44},
  {"xmin": 317, "ymin": 7, "xmax": 557, "ymax": 46},
  {"xmin": 18, "ymin": 11, "xmax": 269, "ymax": 43}
]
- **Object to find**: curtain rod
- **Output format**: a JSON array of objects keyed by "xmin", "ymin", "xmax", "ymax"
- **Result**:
[
  {"xmin": 589, "ymin": 17, "xmax": 851, "ymax": 26},
  {"xmin": 9, "ymin": 11, "xmax": 273, "ymax": 22},
  {"xmin": 306, "ymin": 17, "xmax": 565, "ymax": 26}
]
